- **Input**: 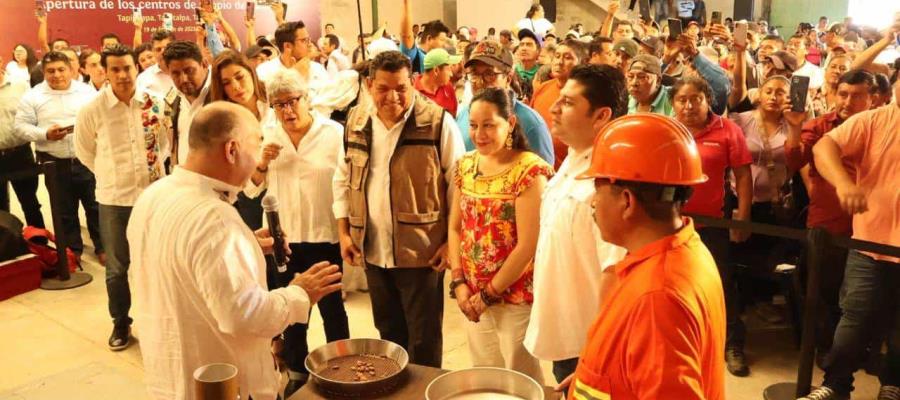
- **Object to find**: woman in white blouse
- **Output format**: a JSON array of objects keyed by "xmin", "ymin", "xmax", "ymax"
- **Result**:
[
  {"xmin": 210, "ymin": 50, "xmax": 275, "ymax": 230},
  {"xmin": 515, "ymin": 4, "xmax": 555, "ymax": 37},
  {"xmin": 5, "ymin": 44, "xmax": 37, "ymax": 85},
  {"xmin": 245, "ymin": 68, "xmax": 350, "ymax": 394}
]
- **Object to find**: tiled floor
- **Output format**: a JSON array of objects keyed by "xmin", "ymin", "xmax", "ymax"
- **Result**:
[{"xmin": 0, "ymin": 180, "xmax": 883, "ymax": 399}]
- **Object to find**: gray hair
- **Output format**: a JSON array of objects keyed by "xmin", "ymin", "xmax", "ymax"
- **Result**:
[{"xmin": 265, "ymin": 69, "xmax": 308, "ymax": 99}]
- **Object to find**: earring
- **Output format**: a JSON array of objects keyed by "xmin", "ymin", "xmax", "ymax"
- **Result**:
[{"xmin": 505, "ymin": 134, "xmax": 513, "ymax": 149}]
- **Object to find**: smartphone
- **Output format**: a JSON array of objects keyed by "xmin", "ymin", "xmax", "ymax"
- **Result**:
[
  {"xmin": 162, "ymin": 12, "xmax": 174, "ymax": 32},
  {"xmin": 668, "ymin": 18, "xmax": 682, "ymax": 39},
  {"xmin": 638, "ymin": 0, "xmax": 651, "ymax": 22},
  {"xmin": 35, "ymin": 0, "xmax": 46, "ymax": 17},
  {"xmin": 711, "ymin": 11, "xmax": 722, "ymax": 26},
  {"xmin": 59, "ymin": 125, "xmax": 75, "ymax": 135},
  {"xmin": 246, "ymin": 1, "xmax": 255, "ymax": 19},
  {"xmin": 132, "ymin": 8, "xmax": 142, "ymax": 22},
  {"xmin": 790, "ymin": 75, "xmax": 810, "ymax": 113},
  {"xmin": 195, "ymin": 8, "xmax": 206, "ymax": 28},
  {"xmin": 734, "ymin": 23, "xmax": 748, "ymax": 48}
]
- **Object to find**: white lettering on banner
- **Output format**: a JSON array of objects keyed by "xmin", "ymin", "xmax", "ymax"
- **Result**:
[{"xmin": 45, "ymin": 0, "xmax": 248, "ymax": 11}]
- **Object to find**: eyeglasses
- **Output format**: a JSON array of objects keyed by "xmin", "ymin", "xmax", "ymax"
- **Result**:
[
  {"xmin": 467, "ymin": 71, "xmax": 503, "ymax": 83},
  {"xmin": 272, "ymin": 96, "xmax": 302, "ymax": 111},
  {"xmin": 295, "ymin": 36, "xmax": 311, "ymax": 45}
]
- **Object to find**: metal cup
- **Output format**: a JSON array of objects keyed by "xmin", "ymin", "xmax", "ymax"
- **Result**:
[{"xmin": 193, "ymin": 363, "xmax": 239, "ymax": 400}]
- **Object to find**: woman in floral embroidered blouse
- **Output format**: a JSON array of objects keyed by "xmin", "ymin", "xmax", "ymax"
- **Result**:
[{"xmin": 448, "ymin": 88, "xmax": 553, "ymax": 383}]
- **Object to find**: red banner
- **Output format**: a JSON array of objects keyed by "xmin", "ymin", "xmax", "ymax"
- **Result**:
[{"xmin": 2, "ymin": 0, "xmax": 321, "ymax": 59}]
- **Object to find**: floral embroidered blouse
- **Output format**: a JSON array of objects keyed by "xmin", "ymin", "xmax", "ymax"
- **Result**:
[{"xmin": 455, "ymin": 151, "xmax": 553, "ymax": 305}]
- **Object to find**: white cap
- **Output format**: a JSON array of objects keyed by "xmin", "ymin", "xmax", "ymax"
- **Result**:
[{"xmin": 367, "ymin": 38, "xmax": 399, "ymax": 57}]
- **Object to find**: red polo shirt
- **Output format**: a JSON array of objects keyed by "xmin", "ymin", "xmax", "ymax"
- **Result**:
[
  {"xmin": 569, "ymin": 218, "xmax": 726, "ymax": 400},
  {"xmin": 784, "ymin": 112, "xmax": 853, "ymax": 235},
  {"xmin": 414, "ymin": 75, "xmax": 458, "ymax": 117},
  {"xmin": 683, "ymin": 115, "xmax": 753, "ymax": 218}
]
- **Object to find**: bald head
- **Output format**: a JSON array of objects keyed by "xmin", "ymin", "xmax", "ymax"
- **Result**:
[{"xmin": 189, "ymin": 101, "xmax": 259, "ymax": 150}]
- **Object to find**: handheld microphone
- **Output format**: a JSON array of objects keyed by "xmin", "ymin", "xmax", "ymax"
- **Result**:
[{"xmin": 261, "ymin": 194, "xmax": 288, "ymax": 273}]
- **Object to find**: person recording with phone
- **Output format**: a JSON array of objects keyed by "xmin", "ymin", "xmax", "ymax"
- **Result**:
[
  {"xmin": 243, "ymin": 68, "xmax": 349, "ymax": 396},
  {"xmin": 14, "ymin": 50, "xmax": 104, "ymax": 265}
]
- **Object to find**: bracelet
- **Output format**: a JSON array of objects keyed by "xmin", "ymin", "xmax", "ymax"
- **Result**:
[
  {"xmin": 486, "ymin": 281, "xmax": 501, "ymax": 298},
  {"xmin": 448, "ymin": 278, "xmax": 467, "ymax": 299},
  {"xmin": 256, "ymin": 165, "xmax": 268, "ymax": 173},
  {"xmin": 480, "ymin": 289, "xmax": 502, "ymax": 306}
]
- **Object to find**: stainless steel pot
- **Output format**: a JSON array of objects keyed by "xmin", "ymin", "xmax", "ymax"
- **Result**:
[
  {"xmin": 425, "ymin": 367, "xmax": 545, "ymax": 400},
  {"xmin": 305, "ymin": 338, "xmax": 409, "ymax": 397}
]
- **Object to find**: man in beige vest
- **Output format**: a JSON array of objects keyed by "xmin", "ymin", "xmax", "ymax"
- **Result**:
[{"xmin": 333, "ymin": 51, "xmax": 465, "ymax": 367}]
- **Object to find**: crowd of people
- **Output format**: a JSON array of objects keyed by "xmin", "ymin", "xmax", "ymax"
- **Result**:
[{"xmin": 1, "ymin": 0, "xmax": 899, "ymax": 399}]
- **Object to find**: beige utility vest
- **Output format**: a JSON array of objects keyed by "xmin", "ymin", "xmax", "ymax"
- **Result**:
[{"xmin": 344, "ymin": 96, "xmax": 448, "ymax": 268}]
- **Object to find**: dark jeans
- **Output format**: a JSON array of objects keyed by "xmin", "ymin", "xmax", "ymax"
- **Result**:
[
  {"xmin": 699, "ymin": 226, "xmax": 744, "ymax": 349},
  {"xmin": 36, "ymin": 153, "xmax": 102, "ymax": 255},
  {"xmin": 806, "ymin": 239, "xmax": 849, "ymax": 352},
  {"xmin": 0, "ymin": 145, "xmax": 44, "ymax": 228},
  {"xmin": 553, "ymin": 357, "xmax": 578, "ymax": 384},
  {"xmin": 235, "ymin": 192, "xmax": 264, "ymax": 231},
  {"xmin": 275, "ymin": 242, "xmax": 349, "ymax": 373},
  {"xmin": 365, "ymin": 264, "xmax": 445, "ymax": 368},
  {"xmin": 99, "ymin": 205, "xmax": 133, "ymax": 329},
  {"xmin": 823, "ymin": 251, "xmax": 900, "ymax": 394}
]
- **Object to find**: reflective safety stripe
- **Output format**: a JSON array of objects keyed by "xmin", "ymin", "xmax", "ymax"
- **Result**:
[{"xmin": 572, "ymin": 378, "xmax": 611, "ymax": 400}]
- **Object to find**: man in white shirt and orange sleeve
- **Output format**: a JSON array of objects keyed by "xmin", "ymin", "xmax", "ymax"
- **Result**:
[
  {"xmin": 127, "ymin": 101, "xmax": 342, "ymax": 400},
  {"xmin": 74, "ymin": 45, "xmax": 169, "ymax": 352},
  {"xmin": 524, "ymin": 64, "xmax": 628, "ymax": 387}
]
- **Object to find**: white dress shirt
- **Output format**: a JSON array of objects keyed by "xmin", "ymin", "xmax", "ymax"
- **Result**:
[
  {"xmin": 4, "ymin": 62, "xmax": 31, "ymax": 85},
  {"xmin": 246, "ymin": 115, "xmax": 344, "ymax": 244},
  {"xmin": 793, "ymin": 61, "xmax": 825, "ymax": 90},
  {"xmin": 524, "ymin": 147, "xmax": 627, "ymax": 361},
  {"xmin": 174, "ymin": 71, "xmax": 212, "ymax": 164},
  {"xmin": 326, "ymin": 51, "xmax": 352, "ymax": 77},
  {"xmin": 332, "ymin": 98, "xmax": 465, "ymax": 268},
  {"xmin": 14, "ymin": 80, "xmax": 97, "ymax": 159},
  {"xmin": 75, "ymin": 85, "xmax": 168, "ymax": 207},
  {"xmin": 0, "ymin": 79, "xmax": 29, "ymax": 150},
  {"xmin": 255, "ymin": 58, "xmax": 330, "ymax": 95},
  {"xmin": 128, "ymin": 167, "xmax": 310, "ymax": 400},
  {"xmin": 136, "ymin": 64, "xmax": 175, "ymax": 98}
]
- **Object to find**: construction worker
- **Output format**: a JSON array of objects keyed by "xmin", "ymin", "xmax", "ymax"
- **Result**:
[{"xmin": 562, "ymin": 113, "xmax": 727, "ymax": 399}]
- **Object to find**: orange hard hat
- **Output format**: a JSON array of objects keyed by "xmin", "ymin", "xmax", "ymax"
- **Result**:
[{"xmin": 577, "ymin": 113, "xmax": 708, "ymax": 185}]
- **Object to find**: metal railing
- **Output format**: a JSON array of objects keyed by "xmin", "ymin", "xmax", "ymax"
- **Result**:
[{"xmin": 688, "ymin": 214, "xmax": 900, "ymax": 399}]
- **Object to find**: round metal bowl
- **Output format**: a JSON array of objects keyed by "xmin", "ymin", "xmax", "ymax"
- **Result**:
[
  {"xmin": 305, "ymin": 338, "xmax": 409, "ymax": 397},
  {"xmin": 426, "ymin": 367, "xmax": 545, "ymax": 400}
]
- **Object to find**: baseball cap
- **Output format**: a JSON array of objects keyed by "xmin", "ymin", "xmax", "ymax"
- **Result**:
[
  {"xmin": 424, "ymin": 48, "xmax": 462, "ymax": 70},
  {"xmin": 244, "ymin": 45, "xmax": 272, "ymax": 59},
  {"xmin": 367, "ymin": 37, "xmax": 399, "ymax": 58},
  {"xmin": 465, "ymin": 40, "xmax": 514, "ymax": 69},
  {"xmin": 762, "ymin": 51, "xmax": 799, "ymax": 72},
  {"xmin": 628, "ymin": 54, "xmax": 663, "ymax": 76},
  {"xmin": 517, "ymin": 28, "xmax": 544, "ymax": 48},
  {"xmin": 637, "ymin": 36, "xmax": 663, "ymax": 58},
  {"xmin": 613, "ymin": 39, "xmax": 639, "ymax": 58}
]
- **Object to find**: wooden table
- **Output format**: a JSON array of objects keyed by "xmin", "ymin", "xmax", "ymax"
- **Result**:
[{"xmin": 290, "ymin": 363, "xmax": 561, "ymax": 399}]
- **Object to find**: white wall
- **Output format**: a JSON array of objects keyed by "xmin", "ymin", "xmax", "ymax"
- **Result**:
[
  {"xmin": 457, "ymin": 0, "xmax": 532, "ymax": 37},
  {"xmin": 320, "ymin": 0, "xmax": 443, "ymax": 44}
]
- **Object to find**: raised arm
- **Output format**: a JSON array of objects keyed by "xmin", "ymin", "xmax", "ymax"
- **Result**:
[
  {"xmin": 217, "ymin": 10, "xmax": 242, "ymax": 52},
  {"xmin": 38, "ymin": 14, "xmax": 50, "ymax": 54},
  {"xmin": 850, "ymin": 31, "xmax": 898, "ymax": 72},
  {"xmin": 599, "ymin": 0, "xmax": 621, "ymax": 38},
  {"xmin": 133, "ymin": 14, "xmax": 144, "ymax": 47},
  {"xmin": 400, "ymin": 0, "xmax": 415, "ymax": 50}
]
